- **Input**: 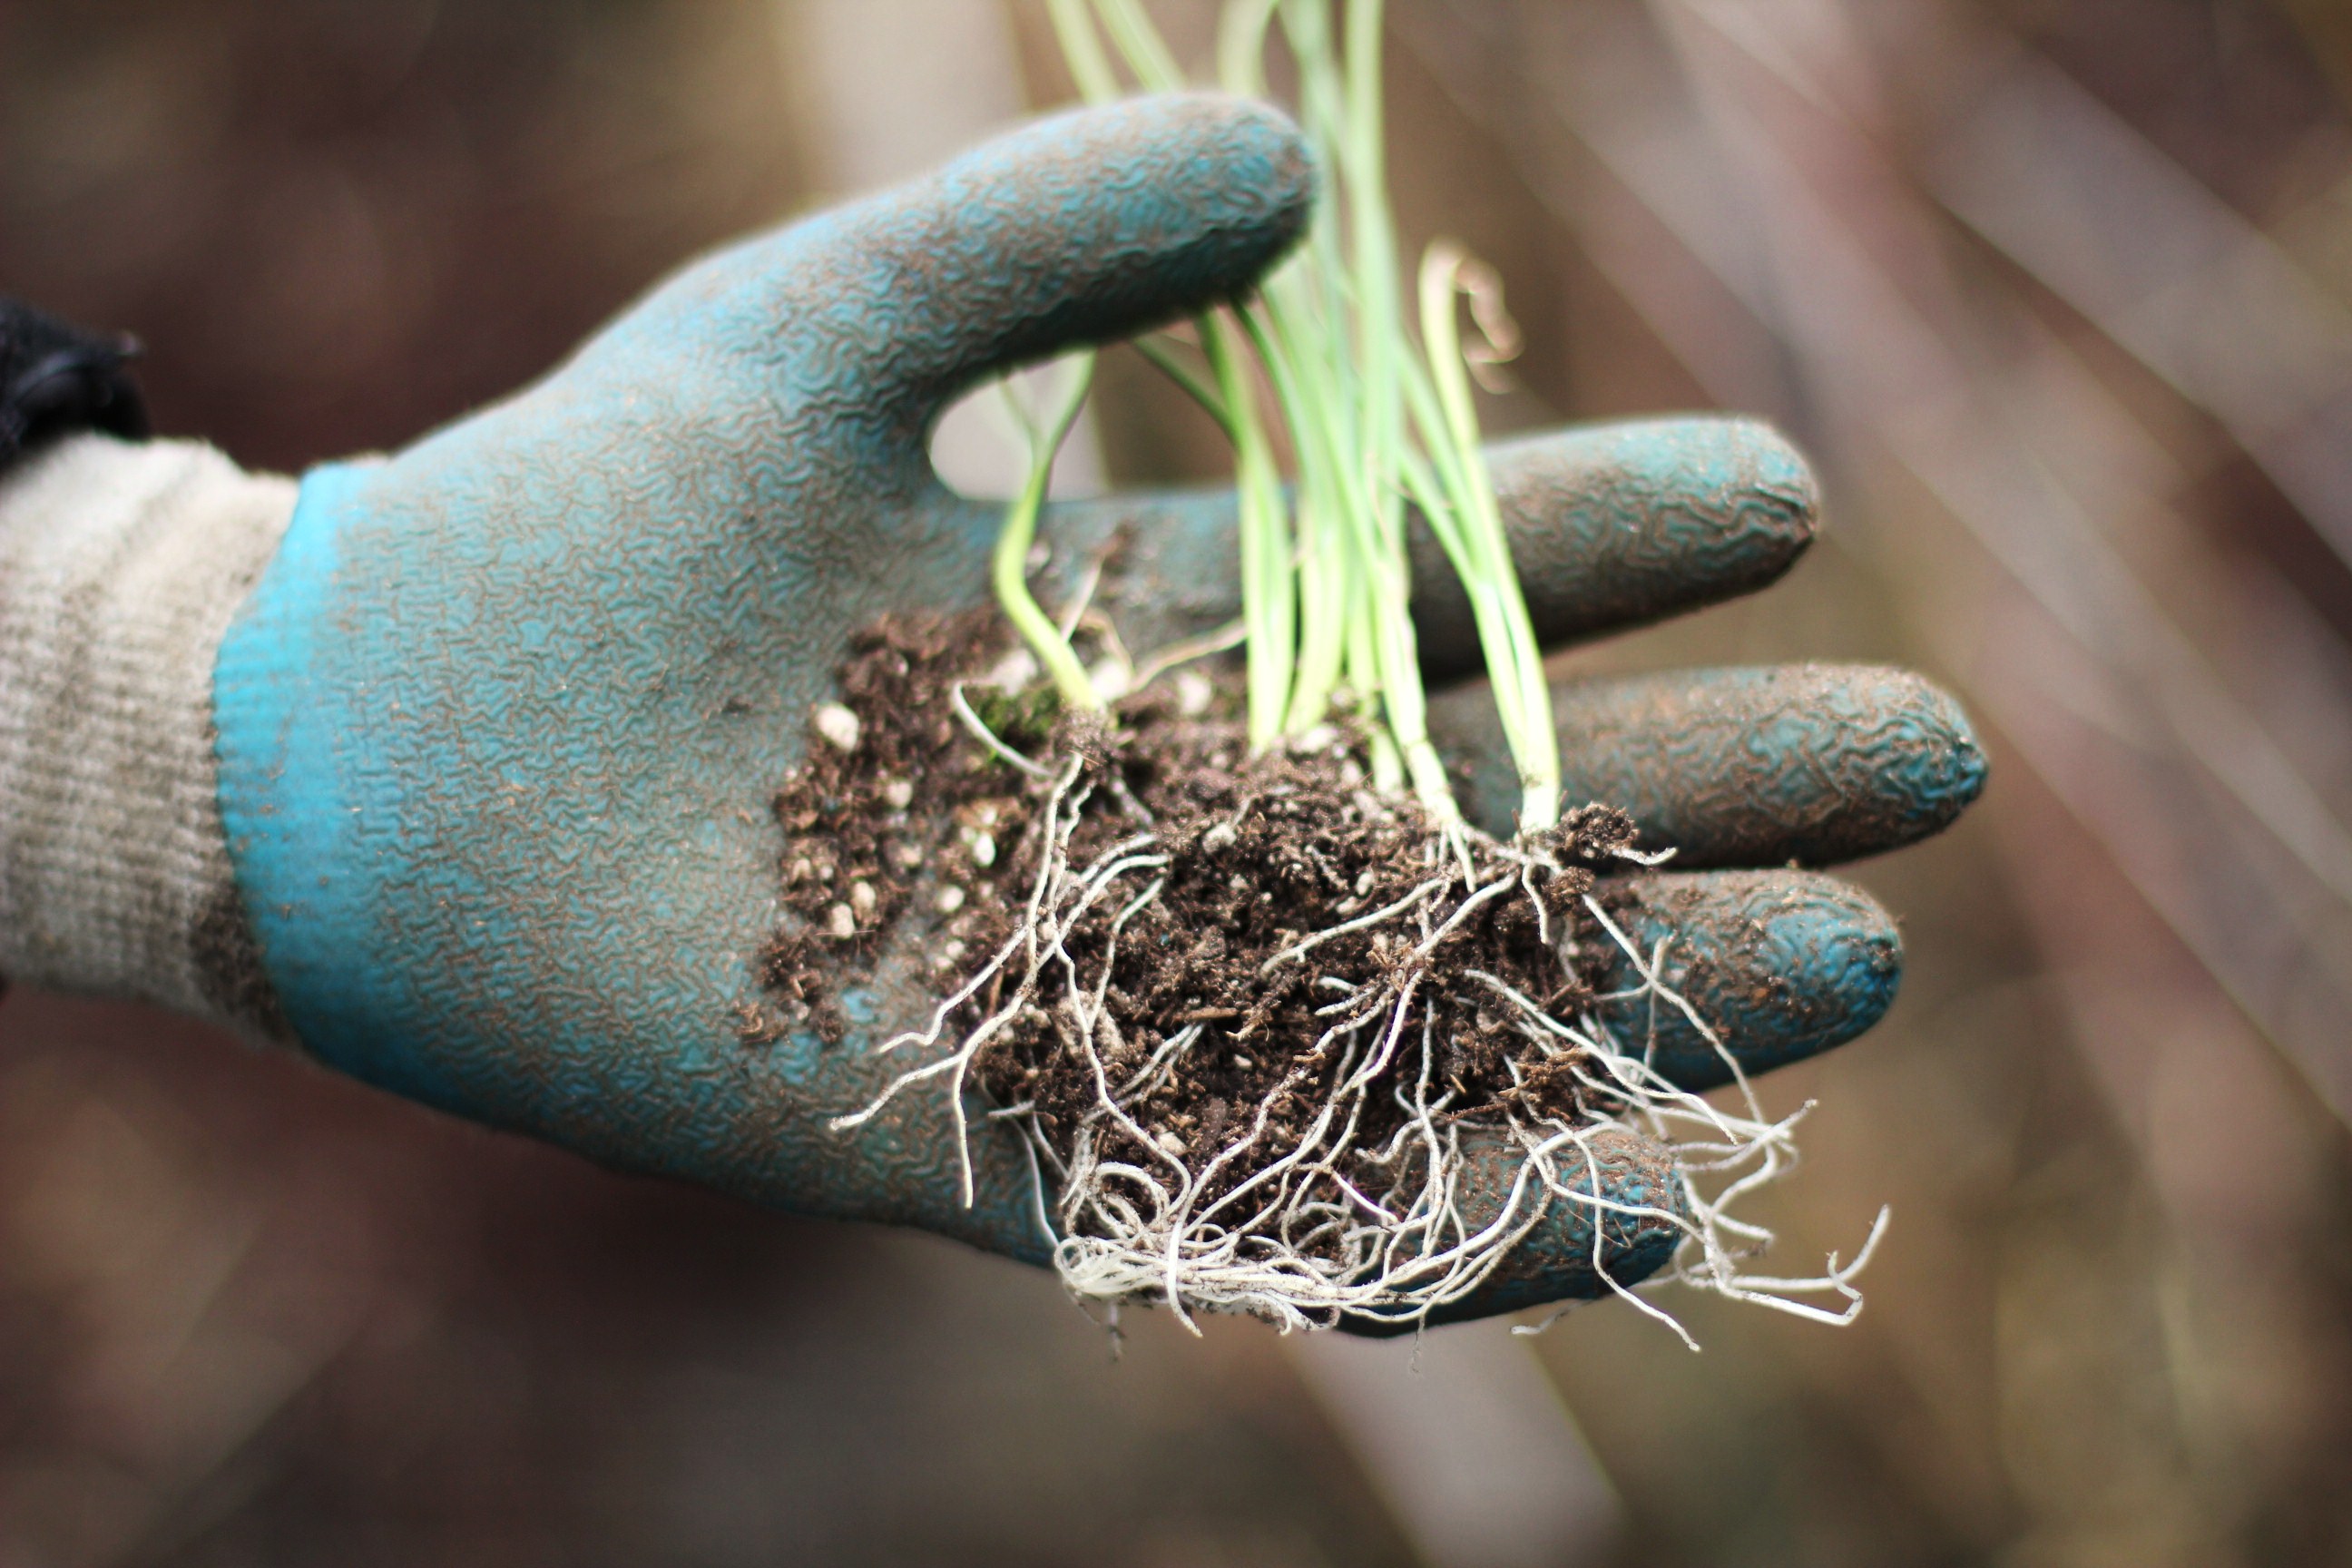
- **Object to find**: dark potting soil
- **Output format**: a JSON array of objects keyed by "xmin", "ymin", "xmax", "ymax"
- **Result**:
[{"xmin": 754, "ymin": 612, "xmax": 1645, "ymax": 1191}]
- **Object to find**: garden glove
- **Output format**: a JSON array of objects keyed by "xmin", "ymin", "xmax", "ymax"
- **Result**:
[{"xmin": 0, "ymin": 95, "xmax": 1982, "ymax": 1324}]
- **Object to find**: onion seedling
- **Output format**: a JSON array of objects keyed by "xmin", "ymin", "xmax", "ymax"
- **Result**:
[
  {"xmin": 817, "ymin": 0, "xmax": 1886, "ymax": 1339},
  {"xmin": 1036, "ymin": 0, "xmax": 1562, "ymax": 835}
]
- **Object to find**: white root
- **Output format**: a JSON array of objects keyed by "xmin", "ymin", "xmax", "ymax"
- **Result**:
[{"xmin": 831, "ymin": 756, "xmax": 1885, "ymax": 1340}]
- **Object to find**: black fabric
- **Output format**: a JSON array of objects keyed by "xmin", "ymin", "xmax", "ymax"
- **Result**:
[{"xmin": 0, "ymin": 298, "xmax": 150, "ymax": 473}]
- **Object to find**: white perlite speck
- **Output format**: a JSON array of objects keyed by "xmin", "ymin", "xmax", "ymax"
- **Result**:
[{"xmin": 812, "ymin": 702, "xmax": 861, "ymax": 751}]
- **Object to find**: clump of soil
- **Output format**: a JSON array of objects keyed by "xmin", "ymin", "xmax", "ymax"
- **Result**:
[
  {"xmin": 754, "ymin": 613, "xmax": 1884, "ymax": 1335},
  {"xmin": 754, "ymin": 615, "xmax": 1039, "ymax": 1048},
  {"xmin": 963, "ymin": 705, "xmax": 1644, "ymax": 1184},
  {"xmin": 757, "ymin": 612, "xmax": 1683, "ymax": 1328}
]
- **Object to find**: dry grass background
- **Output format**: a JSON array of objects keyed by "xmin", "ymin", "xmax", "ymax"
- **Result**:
[{"xmin": 4, "ymin": 1, "xmax": 2352, "ymax": 1563}]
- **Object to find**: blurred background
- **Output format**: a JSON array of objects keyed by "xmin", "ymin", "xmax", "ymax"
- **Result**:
[{"xmin": 6, "ymin": 0, "xmax": 2352, "ymax": 1563}]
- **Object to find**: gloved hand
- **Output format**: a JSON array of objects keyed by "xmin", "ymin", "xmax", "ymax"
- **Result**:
[{"xmin": 193, "ymin": 95, "xmax": 1981, "ymax": 1319}]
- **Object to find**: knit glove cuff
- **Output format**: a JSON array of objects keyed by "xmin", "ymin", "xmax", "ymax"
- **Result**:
[{"xmin": 0, "ymin": 433, "xmax": 298, "ymax": 1040}]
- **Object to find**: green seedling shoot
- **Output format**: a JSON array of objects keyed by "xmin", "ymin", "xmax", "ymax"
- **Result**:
[
  {"xmin": 845, "ymin": 0, "xmax": 1880, "ymax": 1338},
  {"xmin": 990, "ymin": 348, "xmax": 1103, "ymax": 714},
  {"xmin": 1010, "ymin": 0, "xmax": 1562, "ymax": 835}
]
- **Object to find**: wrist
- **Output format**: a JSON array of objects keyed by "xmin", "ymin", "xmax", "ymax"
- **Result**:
[{"xmin": 0, "ymin": 432, "xmax": 299, "ymax": 1039}]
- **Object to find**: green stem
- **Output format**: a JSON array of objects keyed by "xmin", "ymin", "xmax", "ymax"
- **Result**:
[
  {"xmin": 1132, "ymin": 336, "xmax": 1232, "ymax": 436},
  {"xmin": 1237, "ymin": 302, "xmax": 1346, "ymax": 732},
  {"xmin": 1046, "ymin": 0, "xmax": 1122, "ymax": 101},
  {"xmin": 1411, "ymin": 250, "xmax": 1559, "ymax": 829},
  {"xmin": 992, "ymin": 352, "xmax": 1105, "ymax": 713},
  {"xmin": 1218, "ymin": 0, "xmax": 1280, "ymax": 93},
  {"xmin": 1201, "ymin": 313, "xmax": 1296, "ymax": 747},
  {"xmin": 1094, "ymin": 0, "xmax": 1186, "ymax": 89}
]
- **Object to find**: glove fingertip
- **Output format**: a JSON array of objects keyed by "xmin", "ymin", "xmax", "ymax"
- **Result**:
[
  {"xmin": 858, "ymin": 93, "xmax": 1315, "ymax": 407},
  {"xmin": 1594, "ymin": 869, "xmax": 1904, "ymax": 1091}
]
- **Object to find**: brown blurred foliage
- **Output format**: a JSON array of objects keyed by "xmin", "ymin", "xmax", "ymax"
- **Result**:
[{"xmin": 7, "ymin": 1, "xmax": 2352, "ymax": 1564}]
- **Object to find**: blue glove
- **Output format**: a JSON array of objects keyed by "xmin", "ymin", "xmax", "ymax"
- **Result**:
[{"xmin": 211, "ymin": 96, "xmax": 1983, "ymax": 1321}]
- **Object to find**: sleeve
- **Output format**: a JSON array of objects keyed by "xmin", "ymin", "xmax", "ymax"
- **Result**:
[{"xmin": 0, "ymin": 433, "xmax": 300, "ymax": 1042}]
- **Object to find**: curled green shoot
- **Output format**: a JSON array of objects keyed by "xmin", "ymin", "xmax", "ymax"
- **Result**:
[{"xmin": 1407, "ymin": 244, "xmax": 1558, "ymax": 830}]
